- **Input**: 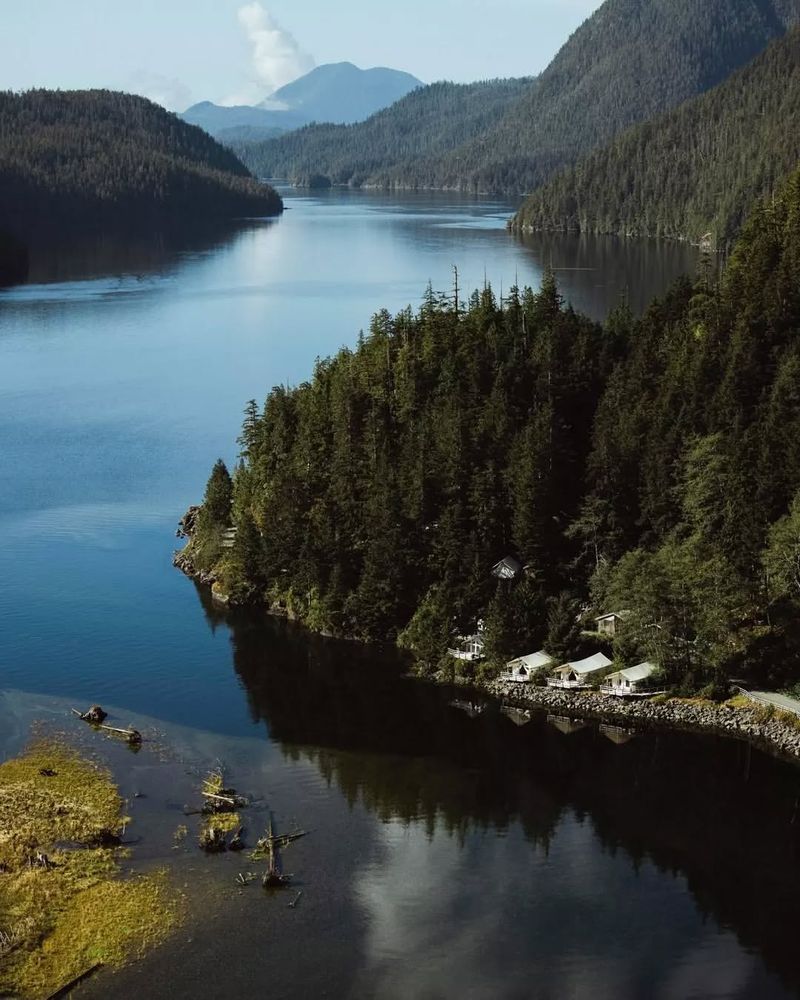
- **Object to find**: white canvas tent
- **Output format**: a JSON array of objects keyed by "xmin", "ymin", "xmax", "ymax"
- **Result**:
[
  {"xmin": 503, "ymin": 650, "xmax": 553, "ymax": 683},
  {"xmin": 601, "ymin": 662, "xmax": 657, "ymax": 696},
  {"xmin": 547, "ymin": 652, "xmax": 612, "ymax": 689}
]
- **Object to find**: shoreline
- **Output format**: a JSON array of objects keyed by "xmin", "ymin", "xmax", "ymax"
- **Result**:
[
  {"xmin": 482, "ymin": 679, "xmax": 800, "ymax": 763},
  {"xmin": 174, "ymin": 541, "xmax": 800, "ymax": 766}
]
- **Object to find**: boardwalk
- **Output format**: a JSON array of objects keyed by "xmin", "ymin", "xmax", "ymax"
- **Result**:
[{"xmin": 740, "ymin": 689, "xmax": 800, "ymax": 718}]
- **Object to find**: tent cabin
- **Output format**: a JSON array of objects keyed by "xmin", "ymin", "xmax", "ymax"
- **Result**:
[
  {"xmin": 547, "ymin": 652, "xmax": 612, "ymax": 689},
  {"xmin": 547, "ymin": 715, "xmax": 589, "ymax": 735},
  {"xmin": 492, "ymin": 556, "xmax": 522, "ymax": 580},
  {"xmin": 601, "ymin": 662, "xmax": 657, "ymax": 697},
  {"xmin": 594, "ymin": 610, "xmax": 631, "ymax": 637},
  {"xmin": 503, "ymin": 650, "xmax": 554, "ymax": 684}
]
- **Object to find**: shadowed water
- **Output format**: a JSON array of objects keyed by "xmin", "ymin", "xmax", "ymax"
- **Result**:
[{"xmin": 2, "ymin": 190, "xmax": 793, "ymax": 999}]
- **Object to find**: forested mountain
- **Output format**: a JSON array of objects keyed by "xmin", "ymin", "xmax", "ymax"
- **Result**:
[
  {"xmin": 238, "ymin": 0, "xmax": 800, "ymax": 193},
  {"xmin": 234, "ymin": 79, "xmax": 533, "ymax": 185},
  {"xmin": 182, "ymin": 167, "xmax": 800, "ymax": 696},
  {"xmin": 0, "ymin": 90, "xmax": 283, "ymax": 245},
  {"xmin": 513, "ymin": 27, "xmax": 800, "ymax": 245}
]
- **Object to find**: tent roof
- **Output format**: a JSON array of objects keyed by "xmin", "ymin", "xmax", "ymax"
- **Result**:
[
  {"xmin": 618, "ymin": 661, "xmax": 657, "ymax": 683},
  {"xmin": 558, "ymin": 652, "xmax": 612, "ymax": 675},
  {"xmin": 507, "ymin": 650, "xmax": 553, "ymax": 671}
]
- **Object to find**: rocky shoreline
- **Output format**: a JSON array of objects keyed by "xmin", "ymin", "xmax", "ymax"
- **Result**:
[
  {"xmin": 484, "ymin": 679, "xmax": 800, "ymax": 762},
  {"xmin": 173, "ymin": 513, "xmax": 800, "ymax": 764}
]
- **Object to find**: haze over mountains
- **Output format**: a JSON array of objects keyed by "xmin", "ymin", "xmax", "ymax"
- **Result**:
[
  {"xmin": 236, "ymin": 0, "xmax": 800, "ymax": 230},
  {"xmin": 182, "ymin": 63, "xmax": 423, "ymax": 142}
]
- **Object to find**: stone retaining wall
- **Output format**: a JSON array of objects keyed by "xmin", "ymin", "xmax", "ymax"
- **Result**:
[{"xmin": 486, "ymin": 680, "xmax": 800, "ymax": 761}]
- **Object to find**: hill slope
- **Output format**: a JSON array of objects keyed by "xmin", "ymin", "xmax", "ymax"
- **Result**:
[
  {"xmin": 234, "ymin": 79, "xmax": 532, "ymax": 185},
  {"xmin": 184, "ymin": 167, "xmax": 800, "ymax": 695},
  {"xmin": 0, "ymin": 89, "xmax": 283, "ymax": 245},
  {"xmin": 241, "ymin": 0, "xmax": 800, "ymax": 193},
  {"xmin": 513, "ymin": 27, "xmax": 800, "ymax": 244}
]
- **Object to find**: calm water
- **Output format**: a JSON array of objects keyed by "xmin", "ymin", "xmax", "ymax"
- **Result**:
[{"xmin": 3, "ymin": 190, "xmax": 798, "ymax": 998}]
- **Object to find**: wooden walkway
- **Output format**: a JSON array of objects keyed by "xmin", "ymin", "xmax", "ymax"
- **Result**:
[{"xmin": 738, "ymin": 688, "xmax": 800, "ymax": 717}]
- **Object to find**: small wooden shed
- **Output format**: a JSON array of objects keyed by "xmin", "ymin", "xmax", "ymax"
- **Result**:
[{"xmin": 594, "ymin": 610, "xmax": 631, "ymax": 637}]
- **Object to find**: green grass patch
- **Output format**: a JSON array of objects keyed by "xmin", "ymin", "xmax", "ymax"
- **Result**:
[{"xmin": 0, "ymin": 740, "xmax": 181, "ymax": 999}]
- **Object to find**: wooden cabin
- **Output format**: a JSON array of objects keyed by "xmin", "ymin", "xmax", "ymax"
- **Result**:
[
  {"xmin": 448, "ymin": 621, "xmax": 485, "ymax": 662},
  {"xmin": 547, "ymin": 652, "xmax": 612, "ymax": 689},
  {"xmin": 492, "ymin": 556, "xmax": 522, "ymax": 580},
  {"xmin": 594, "ymin": 610, "xmax": 631, "ymax": 637},
  {"xmin": 503, "ymin": 650, "xmax": 554, "ymax": 684},
  {"xmin": 601, "ymin": 661, "xmax": 657, "ymax": 697}
]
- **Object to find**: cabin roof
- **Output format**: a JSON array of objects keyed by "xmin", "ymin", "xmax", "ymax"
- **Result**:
[
  {"xmin": 492, "ymin": 556, "xmax": 522, "ymax": 579},
  {"xmin": 556, "ymin": 652, "xmax": 612, "ymax": 676},
  {"xmin": 611, "ymin": 661, "xmax": 656, "ymax": 683},
  {"xmin": 594, "ymin": 610, "xmax": 632, "ymax": 622},
  {"xmin": 507, "ymin": 650, "xmax": 553, "ymax": 672}
]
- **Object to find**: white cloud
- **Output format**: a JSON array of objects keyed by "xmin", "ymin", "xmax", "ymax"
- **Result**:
[
  {"xmin": 222, "ymin": 3, "xmax": 314, "ymax": 107},
  {"xmin": 128, "ymin": 71, "xmax": 192, "ymax": 112}
]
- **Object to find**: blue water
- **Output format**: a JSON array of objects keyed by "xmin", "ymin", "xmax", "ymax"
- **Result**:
[
  {"xmin": 0, "ymin": 189, "xmax": 699, "ymax": 736},
  {"xmin": 5, "ymin": 190, "xmax": 795, "ymax": 1000}
]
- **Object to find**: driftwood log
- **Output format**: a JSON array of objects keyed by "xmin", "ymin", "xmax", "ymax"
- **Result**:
[{"xmin": 71, "ymin": 710, "xmax": 142, "ymax": 745}]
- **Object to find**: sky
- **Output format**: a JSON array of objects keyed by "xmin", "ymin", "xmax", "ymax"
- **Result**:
[{"xmin": 0, "ymin": 0, "xmax": 603, "ymax": 111}]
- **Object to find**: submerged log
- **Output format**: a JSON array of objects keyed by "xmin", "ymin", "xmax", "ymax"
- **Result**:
[
  {"xmin": 71, "ymin": 709, "xmax": 141, "ymax": 745},
  {"xmin": 72, "ymin": 705, "xmax": 108, "ymax": 724},
  {"xmin": 201, "ymin": 790, "xmax": 238, "ymax": 809}
]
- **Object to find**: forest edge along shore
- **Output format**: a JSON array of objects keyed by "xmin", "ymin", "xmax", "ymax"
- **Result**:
[{"xmin": 174, "ymin": 506, "xmax": 800, "ymax": 765}]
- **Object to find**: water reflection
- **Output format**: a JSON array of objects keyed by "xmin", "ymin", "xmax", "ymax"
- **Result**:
[
  {"xmin": 512, "ymin": 228, "xmax": 703, "ymax": 317},
  {"xmin": 216, "ymin": 596, "xmax": 800, "ymax": 997},
  {"xmin": 22, "ymin": 219, "xmax": 278, "ymax": 286}
]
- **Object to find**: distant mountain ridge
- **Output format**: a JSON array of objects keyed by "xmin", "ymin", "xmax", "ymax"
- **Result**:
[
  {"xmin": 513, "ymin": 26, "xmax": 800, "ymax": 245},
  {"xmin": 181, "ymin": 62, "xmax": 422, "ymax": 141},
  {"xmin": 238, "ymin": 0, "xmax": 800, "ymax": 193}
]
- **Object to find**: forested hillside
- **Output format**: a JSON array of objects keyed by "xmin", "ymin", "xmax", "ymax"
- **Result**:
[
  {"xmin": 0, "ymin": 90, "xmax": 283, "ymax": 243},
  {"xmin": 234, "ymin": 79, "xmax": 532, "ymax": 186},
  {"xmin": 513, "ymin": 28, "xmax": 800, "ymax": 245},
  {"xmin": 183, "ymin": 168, "xmax": 800, "ymax": 696},
  {"xmin": 238, "ymin": 0, "xmax": 800, "ymax": 193}
]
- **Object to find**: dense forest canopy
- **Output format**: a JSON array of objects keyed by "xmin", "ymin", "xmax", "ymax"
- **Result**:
[
  {"xmin": 0, "ymin": 89, "xmax": 283, "ymax": 244},
  {"xmin": 184, "ymin": 166, "xmax": 800, "ymax": 696},
  {"xmin": 513, "ymin": 27, "xmax": 800, "ymax": 246},
  {"xmin": 237, "ymin": 0, "xmax": 800, "ymax": 195},
  {"xmin": 233, "ymin": 79, "xmax": 533, "ymax": 187}
]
